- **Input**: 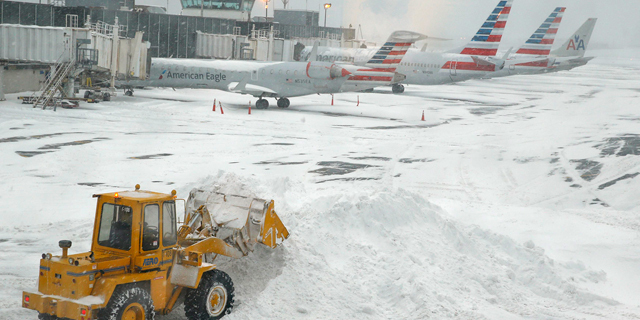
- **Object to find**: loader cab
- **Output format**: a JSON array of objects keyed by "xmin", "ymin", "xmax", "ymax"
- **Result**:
[{"xmin": 92, "ymin": 187, "xmax": 179, "ymax": 272}]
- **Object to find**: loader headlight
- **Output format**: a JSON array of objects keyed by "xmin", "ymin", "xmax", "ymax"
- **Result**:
[
  {"xmin": 46, "ymin": 253, "xmax": 53, "ymax": 260},
  {"xmin": 68, "ymin": 258, "xmax": 75, "ymax": 265}
]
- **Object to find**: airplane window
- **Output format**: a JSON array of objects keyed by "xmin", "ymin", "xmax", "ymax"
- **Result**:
[
  {"xmin": 261, "ymin": 69, "xmax": 265, "ymax": 74},
  {"xmin": 294, "ymin": 70, "xmax": 298, "ymax": 75},
  {"xmin": 279, "ymin": 70, "xmax": 283, "ymax": 75},
  {"xmin": 270, "ymin": 70, "xmax": 274, "ymax": 74},
  {"xmin": 286, "ymin": 70, "xmax": 290, "ymax": 75}
]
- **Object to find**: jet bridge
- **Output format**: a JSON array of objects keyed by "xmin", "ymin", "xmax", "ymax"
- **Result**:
[{"xmin": 0, "ymin": 16, "xmax": 149, "ymax": 105}]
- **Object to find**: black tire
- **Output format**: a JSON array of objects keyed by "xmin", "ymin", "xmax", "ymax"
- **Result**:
[
  {"xmin": 103, "ymin": 93, "xmax": 111, "ymax": 101},
  {"xmin": 125, "ymin": 90, "xmax": 133, "ymax": 97},
  {"xmin": 392, "ymin": 84, "xmax": 405, "ymax": 94},
  {"xmin": 277, "ymin": 98, "xmax": 290, "ymax": 108},
  {"xmin": 256, "ymin": 99, "xmax": 269, "ymax": 110},
  {"xmin": 84, "ymin": 91, "xmax": 91, "ymax": 99},
  {"xmin": 184, "ymin": 270, "xmax": 234, "ymax": 320},
  {"xmin": 99, "ymin": 286, "xmax": 155, "ymax": 320},
  {"xmin": 38, "ymin": 313, "xmax": 58, "ymax": 320}
]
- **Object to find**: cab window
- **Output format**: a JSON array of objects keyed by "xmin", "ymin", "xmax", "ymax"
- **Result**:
[
  {"xmin": 97, "ymin": 203, "xmax": 133, "ymax": 251},
  {"xmin": 162, "ymin": 201, "xmax": 178, "ymax": 247},
  {"xmin": 142, "ymin": 204, "xmax": 160, "ymax": 251}
]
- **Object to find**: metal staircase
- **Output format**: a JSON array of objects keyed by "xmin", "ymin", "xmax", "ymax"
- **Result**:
[{"xmin": 32, "ymin": 59, "xmax": 75, "ymax": 110}]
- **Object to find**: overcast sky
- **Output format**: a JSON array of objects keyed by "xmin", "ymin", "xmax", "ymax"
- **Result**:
[
  {"xmin": 17, "ymin": 0, "xmax": 639, "ymax": 49},
  {"xmin": 254, "ymin": 0, "xmax": 640, "ymax": 49}
]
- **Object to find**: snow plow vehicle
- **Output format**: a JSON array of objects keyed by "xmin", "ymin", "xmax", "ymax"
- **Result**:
[{"xmin": 22, "ymin": 185, "xmax": 289, "ymax": 320}]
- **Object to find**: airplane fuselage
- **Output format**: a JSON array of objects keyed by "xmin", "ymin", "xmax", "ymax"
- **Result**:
[
  {"xmin": 121, "ymin": 58, "xmax": 396, "ymax": 98},
  {"xmin": 130, "ymin": 58, "xmax": 346, "ymax": 97},
  {"xmin": 307, "ymin": 47, "xmax": 496, "ymax": 86},
  {"xmin": 488, "ymin": 55, "xmax": 594, "ymax": 78}
]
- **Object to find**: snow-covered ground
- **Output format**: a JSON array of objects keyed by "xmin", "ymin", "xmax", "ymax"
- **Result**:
[{"xmin": 1, "ymin": 49, "xmax": 639, "ymax": 319}]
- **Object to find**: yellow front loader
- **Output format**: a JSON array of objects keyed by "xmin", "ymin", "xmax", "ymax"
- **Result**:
[{"xmin": 22, "ymin": 185, "xmax": 289, "ymax": 320}]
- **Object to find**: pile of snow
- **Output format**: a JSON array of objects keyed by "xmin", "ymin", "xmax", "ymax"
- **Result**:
[{"xmin": 164, "ymin": 173, "xmax": 620, "ymax": 319}]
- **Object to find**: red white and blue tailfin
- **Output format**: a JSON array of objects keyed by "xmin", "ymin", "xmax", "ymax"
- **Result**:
[
  {"xmin": 514, "ymin": 7, "xmax": 565, "ymax": 57},
  {"xmin": 365, "ymin": 30, "xmax": 427, "ymax": 71},
  {"xmin": 460, "ymin": 0, "xmax": 513, "ymax": 56}
]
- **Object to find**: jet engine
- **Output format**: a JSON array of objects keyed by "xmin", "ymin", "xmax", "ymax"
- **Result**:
[{"xmin": 306, "ymin": 62, "xmax": 351, "ymax": 80}]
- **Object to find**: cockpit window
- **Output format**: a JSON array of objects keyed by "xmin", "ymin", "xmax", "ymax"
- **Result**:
[{"xmin": 98, "ymin": 203, "xmax": 133, "ymax": 251}]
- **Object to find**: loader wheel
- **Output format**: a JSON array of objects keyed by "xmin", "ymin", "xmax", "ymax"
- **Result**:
[
  {"xmin": 185, "ymin": 270, "xmax": 234, "ymax": 320},
  {"xmin": 99, "ymin": 286, "xmax": 155, "ymax": 320},
  {"xmin": 37, "ymin": 313, "xmax": 58, "ymax": 320}
]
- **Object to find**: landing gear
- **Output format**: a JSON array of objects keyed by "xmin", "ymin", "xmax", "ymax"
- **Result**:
[
  {"xmin": 277, "ymin": 98, "xmax": 290, "ymax": 108},
  {"xmin": 256, "ymin": 99, "xmax": 269, "ymax": 109},
  {"xmin": 392, "ymin": 84, "xmax": 405, "ymax": 94},
  {"xmin": 125, "ymin": 89, "xmax": 134, "ymax": 96}
]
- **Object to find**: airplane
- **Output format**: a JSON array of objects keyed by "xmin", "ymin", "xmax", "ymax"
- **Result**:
[
  {"xmin": 299, "ymin": 0, "xmax": 514, "ymax": 93},
  {"xmin": 118, "ymin": 31, "xmax": 426, "ymax": 109},
  {"xmin": 488, "ymin": 10, "xmax": 597, "ymax": 77}
]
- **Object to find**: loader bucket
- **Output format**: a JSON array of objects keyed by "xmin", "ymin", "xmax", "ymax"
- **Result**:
[
  {"xmin": 260, "ymin": 200, "xmax": 290, "ymax": 249},
  {"xmin": 180, "ymin": 189, "xmax": 289, "ymax": 259}
]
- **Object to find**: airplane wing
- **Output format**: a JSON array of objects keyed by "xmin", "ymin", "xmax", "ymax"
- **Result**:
[
  {"xmin": 470, "ymin": 56, "xmax": 497, "ymax": 67},
  {"xmin": 228, "ymin": 82, "xmax": 277, "ymax": 97}
]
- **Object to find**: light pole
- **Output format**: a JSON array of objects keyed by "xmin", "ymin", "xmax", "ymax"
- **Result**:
[
  {"xmin": 265, "ymin": 0, "xmax": 270, "ymax": 22},
  {"xmin": 323, "ymin": 3, "xmax": 331, "ymax": 27}
]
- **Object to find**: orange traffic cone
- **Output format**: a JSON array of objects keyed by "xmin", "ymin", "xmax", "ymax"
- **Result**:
[
  {"xmin": 331, "ymin": 94, "xmax": 334, "ymax": 106},
  {"xmin": 213, "ymin": 99, "xmax": 216, "ymax": 111},
  {"xmin": 357, "ymin": 95, "xmax": 360, "ymax": 106},
  {"xmin": 248, "ymin": 101, "xmax": 252, "ymax": 115},
  {"xmin": 220, "ymin": 103, "xmax": 224, "ymax": 115},
  {"xmin": 421, "ymin": 110, "xmax": 425, "ymax": 121}
]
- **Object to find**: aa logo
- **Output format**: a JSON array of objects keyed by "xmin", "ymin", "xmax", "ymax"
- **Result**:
[
  {"xmin": 567, "ymin": 35, "xmax": 585, "ymax": 51},
  {"xmin": 159, "ymin": 70, "xmax": 167, "ymax": 80}
]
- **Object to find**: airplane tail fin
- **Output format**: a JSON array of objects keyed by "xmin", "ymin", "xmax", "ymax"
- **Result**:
[
  {"xmin": 365, "ymin": 30, "xmax": 427, "ymax": 71},
  {"xmin": 514, "ymin": 7, "xmax": 566, "ymax": 57},
  {"xmin": 550, "ymin": 18, "xmax": 597, "ymax": 58},
  {"xmin": 307, "ymin": 41, "xmax": 319, "ymax": 62},
  {"xmin": 459, "ymin": 0, "xmax": 513, "ymax": 56}
]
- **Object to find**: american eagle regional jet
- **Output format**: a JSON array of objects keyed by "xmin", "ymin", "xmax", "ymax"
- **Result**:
[{"xmin": 119, "ymin": 31, "xmax": 426, "ymax": 109}]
